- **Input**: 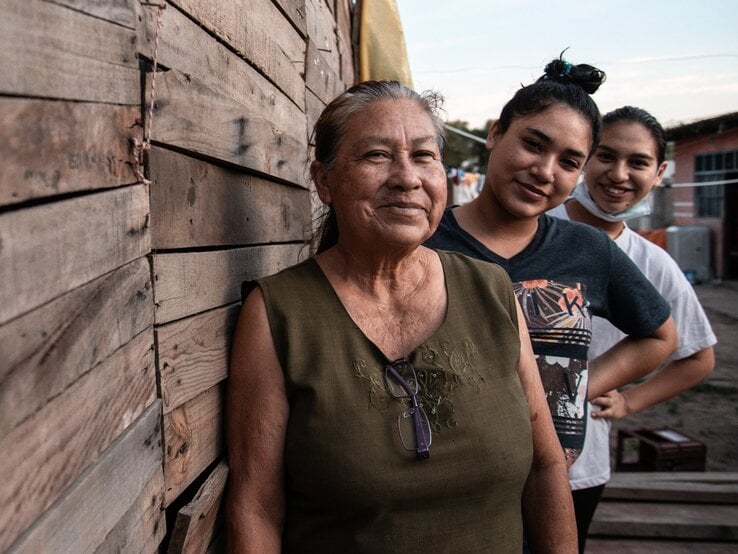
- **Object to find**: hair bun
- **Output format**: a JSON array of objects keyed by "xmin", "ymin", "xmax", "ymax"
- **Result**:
[{"xmin": 540, "ymin": 57, "xmax": 606, "ymax": 94}]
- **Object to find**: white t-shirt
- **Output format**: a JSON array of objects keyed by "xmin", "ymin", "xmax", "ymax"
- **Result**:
[{"xmin": 548, "ymin": 203, "xmax": 717, "ymax": 490}]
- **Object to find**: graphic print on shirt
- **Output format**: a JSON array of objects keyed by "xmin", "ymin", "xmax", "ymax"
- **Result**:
[{"xmin": 513, "ymin": 279, "xmax": 591, "ymax": 466}]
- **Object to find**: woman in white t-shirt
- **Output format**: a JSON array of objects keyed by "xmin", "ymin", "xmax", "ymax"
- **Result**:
[{"xmin": 549, "ymin": 106, "xmax": 717, "ymax": 553}]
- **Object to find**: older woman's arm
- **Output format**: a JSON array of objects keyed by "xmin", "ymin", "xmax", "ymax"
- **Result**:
[
  {"xmin": 226, "ymin": 288, "xmax": 288, "ymax": 553},
  {"xmin": 516, "ymin": 302, "xmax": 577, "ymax": 554}
]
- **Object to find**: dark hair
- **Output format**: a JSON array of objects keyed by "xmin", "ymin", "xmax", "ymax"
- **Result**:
[
  {"xmin": 496, "ymin": 55, "xmax": 606, "ymax": 153},
  {"xmin": 311, "ymin": 80, "xmax": 446, "ymax": 253},
  {"xmin": 602, "ymin": 106, "xmax": 666, "ymax": 164}
]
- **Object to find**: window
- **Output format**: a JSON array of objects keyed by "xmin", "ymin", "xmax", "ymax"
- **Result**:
[{"xmin": 694, "ymin": 150, "xmax": 738, "ymax": 218}]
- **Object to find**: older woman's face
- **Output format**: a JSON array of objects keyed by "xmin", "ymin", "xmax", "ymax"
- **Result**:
[{"xmin": 313, "ymin": 99, "xmax": 447, "ymax": 251}]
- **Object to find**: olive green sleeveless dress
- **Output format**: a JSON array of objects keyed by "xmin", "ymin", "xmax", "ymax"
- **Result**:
[{"xmin": 256, "ymin": 250, "xmax": 533, "ymax": 553}]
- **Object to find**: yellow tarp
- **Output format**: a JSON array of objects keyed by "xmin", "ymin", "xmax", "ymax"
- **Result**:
[{"xmin": 359, "ymin": 0, "xmax": 413, "ymax": 87}]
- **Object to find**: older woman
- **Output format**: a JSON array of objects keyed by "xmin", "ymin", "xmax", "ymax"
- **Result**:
[{"xmin": 225, "ymin": 81, "xmax": 576, "ymax": 553}]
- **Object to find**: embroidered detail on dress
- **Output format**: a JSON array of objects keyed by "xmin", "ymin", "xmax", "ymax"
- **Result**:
[{"xmin": 352, "ymin": 339, "xmax": 486, "ymax": 433}]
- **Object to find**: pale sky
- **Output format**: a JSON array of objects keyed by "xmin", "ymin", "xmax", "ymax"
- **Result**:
[{"xmin": 397, "ymin": 0, "xmax": 738, "ymax": 130}]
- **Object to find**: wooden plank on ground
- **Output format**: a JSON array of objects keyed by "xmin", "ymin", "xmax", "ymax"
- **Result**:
[
  {"xmin": 587, "ymin": 538, "xmax": 738, "ymax": 554},
  {"xmin": 148, "ymin": 69, "xmax": 308, "ymax": 186},
  {"xmin": 0, "ymin": 332, "xmax": 156, "ymax": 551},
  {"xmin": 158, "ymin": 304, "xmax": 239, "ymax": 414},
  {"xmin": 305, "ymin": 0, "xmax": 339, "ymax": 73},
  {"xmin": 604, "ymin": 472, "xmax": 738, "ymax": 504},
  {"xmin": 169, "ymin": 0, "xmax": 305, "ymax": 107},
  {"xmin": 94, "ymin": 465, "xmax": 165, "ymax": 553},
  {"xmin": 149, "ymin": 147, "xmax": 310, "ymax": 249},
  {"xmin": 0, "ymin": 99, "xmax": 140, "ymax": 206},
  {"xmin": 167, "ymin": 460, "xmax": 229, "ymax": 554},
  {"xmin": 590, "ymin": 500, "xmax": 738, "ymax": 541},
  {"xmin": 49, "ymin": 0, "xmax": 136, "ymax": 28},
  {"xmin": 305, "ymin": 39, "xmax": 344, "ymax": 105},
  {"xmin": 0, "ymin": 184, "xmax": 150, "ymax": 325},
  {"xmin": 152, "ymin": 244, "xmax": 302, "ymax": 324},
  {"xmin": 0, "ymin": 0, "xmax": 138, "ymax": 104},
  {"xmin": 8, "ymin": 402, "xmax": 163, "ymax": 554},
  {"xmin": 0, "ymin": 258, "xmax": 153, "ymax": 438},
  {"xmin": 272, "ymin": 0, "xmax": 307, "ymax": 37},
  {"xmin": 164, "ymin": 385, "xmax": 224, "ymax": 506}
]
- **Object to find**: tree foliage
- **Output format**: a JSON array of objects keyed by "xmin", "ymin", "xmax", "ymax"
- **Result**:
[{"xmin": 443, "ymin": 119, "xmax": 493, "ymax": 172}]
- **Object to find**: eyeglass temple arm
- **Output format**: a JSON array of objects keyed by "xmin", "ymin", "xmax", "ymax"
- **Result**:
[{"xmin": 409, "ymin": 395, "xmax": 430, "ymax": 460}]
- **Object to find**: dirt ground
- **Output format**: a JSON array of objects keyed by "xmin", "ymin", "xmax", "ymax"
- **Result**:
[{"xmin": 610, "ymin": 280, "xmax": 738, "ymax": 472}]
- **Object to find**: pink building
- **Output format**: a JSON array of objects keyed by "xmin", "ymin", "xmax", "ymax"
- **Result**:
[{"xmin": 667, "ymin": 112, "xmax": 738, "ymax": 279}]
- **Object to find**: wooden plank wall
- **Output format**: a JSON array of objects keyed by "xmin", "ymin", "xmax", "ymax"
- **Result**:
[{"xmin": 0, "ymin": 0, "xmax": 355, "ymax": 551}]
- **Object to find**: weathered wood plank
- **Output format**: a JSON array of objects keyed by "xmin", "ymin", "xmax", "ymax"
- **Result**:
[
  {"xmin": 95, "ymin": 464, "xmax": 166, "ymax": 554},
  {"xmin": 586, "ymin": 538, "xmax": 737, "ymax": 554},
  {"xmin": 604, "ymin": 472, "xmax": 738, "ymax": 504},
  {"xmin": 8, "ymin": 403, "xmax": 163, "ymax": 554},
  {"xmin": 148, "ymin": 69, "xmax": 308, "ymax": 186},
  {"xmin": 335, "ymin": 0, "xmax": 355, "ymax": 85},
  {"xmin": 305, "ymin": 88, "xmax": 325, "ymax": 140},
  {"xmin": 152, "ymin": 244, "xmax": 302, "ymax": 324},
  {"xmin": 591, "ymin": 500, "xmax": 738, "ymax": 541},
  {"xmin": 0, "ymin": 334, "xmax": 157, "ymax": 552},
  {"xmin": 149, "ymin": 147, "xmax": 310, "ymax": 249},
  {"xmin": 50, "ymin": 0, "xmax": 136, "ymax": 28},
  {"xmin": 136, "ymin": 1, "xmax": 307, "ymax": 168},
  {"xmin": 158, "ymin": 304, "xmax": 239, "ymax": 414},
  {"xmin": 0, "ymin": 184, "xmax": 150, "ymax": 325},
  {"xmin": 164, "ymin": 385, "xmax": 224, "ymax": 506},
  {"xmin": 0, "ymin": 258, "xmax": 153, "ymax": 437},
  {"xmin": 169, "ymin": 0, "xmax": 306, "ymax": 107},
  {"xmin": 305, "ymin": 39, "xmax": 344, "ymax": 105},
  {"xmin": 305, "ymin": 0, "xmax": 339, "ymax": 73},
  {"xmin": 271, "ymin": 0, "xmax": 307, "ymax": 38},
  {"xmin": 167, "ymin": 460, "xmax": 228, "ymax": 554},
  {"xmin": 0, "ymin": 0, "xmax": 138, "ymax": 104},
  {"xmin": 0, "ymin": 99, "xmax": 140, "ymax": 206}
]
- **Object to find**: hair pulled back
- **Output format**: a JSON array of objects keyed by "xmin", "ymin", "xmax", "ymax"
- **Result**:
[
  {"xmin": 311, "ymin": 80, "xmax": 446, "ymax": 253},
  {"xmin": 496, "ymin": 54, "xmax": 606, "ymax": 153},
  {"xmin": 602, "ymin": 106, "xmax": 666, "ymax": 164}
]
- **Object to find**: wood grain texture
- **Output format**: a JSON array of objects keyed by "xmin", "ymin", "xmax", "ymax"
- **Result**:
[
  {"xmin": 8, "ymin": 403, "xmax": 164, "ymax": 554},
  {"xmin": 136, "ymin": 1, "xmax": 307, "ymax": 139},
  {"xmin": 603, "ymin": 472, "xmax": 738, "ymax": 504},
  {"xmin": 305, "ymin": 39, "xmax": 344, "ymax": 105},
  {"xmin": 305, "ymin": 0, "xmax": 339, "ymax": 73},
  {"xmin": 158, "ymin": 303, "xmax": 239, "ymax": 414},
  {"xmin": 148, "ymin": 69, "xmax": 308, "ymax": 186},
  {"xmin": 0, "ymin": 333, "xmax": 157, "ymax": 552},
  {"xmin": 271, "ymin": 0, "xmax": 307, "ymax": 38},
  {"xmin": 152, "ymin": 244, "xmax": 302, "ymax": 324},
  {"xmin": 50, "ymin": 0, "xmax": 136, "ymax": 28},
  {"xmin": 0, "ymin": 184, "xmax": 150, "ymax": 325},
  {"xmin": 0, "ymin": 0, "xmax": 138, "ymax": 104},
  {"xmin": 0, "ymin": 258, "xmax": 153, "ymax": 437},
  {"xmin": 164, "ymin": 385, "xmax": 224, "ymax": 506},
  {"xmin": 149, "ymin": 147, "xmax": 310, "ymax": 249},
  {"xmin": 334, "ymin": 0, "xmax": 355, "ymax": 85},
  {"xmin": 95, "ymin": 465, "xmax": 166, "ymax": 554},
  {"xmin": 167, "ymin": 460, "xmax": 228, "ymax": 554},
  {"xmin": 0, "ymin": 99, "xmax": 140, "ymax": 206},
  {"xmin": 168, "ymin": 0, "xmax": 306, "ymax": 106}
]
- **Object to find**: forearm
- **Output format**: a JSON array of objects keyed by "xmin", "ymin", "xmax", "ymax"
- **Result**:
[
  {"xmin": 588, "ymin": 317, "xmax": 677, "ymax": 400},
  {"xmin": 226, "ymin": 501, "xmax": 282, "ymax": 554},
  {"xmin": 621, "ymin": 347, "xmax": 714, "ymax": 415},
  {"xmin": 522, "ymin": 459, "xmax": 577, "ymax": 554}
]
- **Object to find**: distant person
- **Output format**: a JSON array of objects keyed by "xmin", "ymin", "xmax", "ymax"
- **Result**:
[
  {"xmin": 426, "ymin": 57, "xmax": 678, "ymax": 472},
  {"xmin": 226, "ymin": 80, "xmax": 577, "ymax": 553},
  {"xmin": 549, "ymin": 105, "xmax": 716, "ymax": 552}
]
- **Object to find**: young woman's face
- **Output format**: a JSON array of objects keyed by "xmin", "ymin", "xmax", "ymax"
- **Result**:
[
  {"xmin": 312, "ymin": 99, "xmax": 447, "ymax": 251},
  {"xmin": 484, "ymin": 104, "xmax": 592, "ymax": 220},
  {"xmin": 583, "ymin": 121, "xmax": 667, "ymax": 214}
]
